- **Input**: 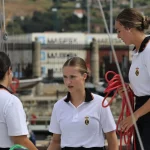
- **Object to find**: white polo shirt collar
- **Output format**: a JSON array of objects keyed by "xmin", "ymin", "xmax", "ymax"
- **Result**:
[
  {"xmin": 64, "ymin": 88, "xmax": 93, "ymax": 103},
  {"xmin": 0, "ymin": 84, "xmax": 12, "ymax": 93},
  {"xmin": 132, "ymin": 36, "xmax": 150, "ymax": 54}
]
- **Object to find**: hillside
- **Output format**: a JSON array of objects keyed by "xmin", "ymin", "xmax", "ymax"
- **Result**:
[
  {"xmin": 2, "ymin": 0, "xmax": 150, "ymax": 33},
  {"xmin": 4, "ymin": 0, "xmax": 150, "ymax": 22},
  {"xmin": 4, "ymin": 0, "xmax": 52, "ymax": 22}
]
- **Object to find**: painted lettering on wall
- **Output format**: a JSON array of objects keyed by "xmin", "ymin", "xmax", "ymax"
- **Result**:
[{"xmin": 47, "ymin": 38, "xmax": 78, "ymax": 44}]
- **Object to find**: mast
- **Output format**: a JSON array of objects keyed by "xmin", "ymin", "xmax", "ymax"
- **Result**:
[
  {"xmin": 130, "ymin": 0, "xmax": 133, "ymax": 8},
  {"xmin": 87, "ymin": 0, "xmax": 91, "ymax": 33},
  {"xmin": 109, "ymin": 0, "xmax": 113, "ymax": 63}
]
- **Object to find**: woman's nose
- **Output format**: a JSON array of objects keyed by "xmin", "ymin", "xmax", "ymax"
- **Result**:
[{"xmin": 66, "ymin": 78, "xmax": 71, "ymax": 84}]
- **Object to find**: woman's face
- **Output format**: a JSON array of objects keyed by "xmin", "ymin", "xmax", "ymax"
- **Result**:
[
  {"xmin": 115, "ymin": 21, "xmax": 132, "ymax": 45},
  {"xmin": 63, "ymin": 66, "xmax": 87, "ymax": 93}
]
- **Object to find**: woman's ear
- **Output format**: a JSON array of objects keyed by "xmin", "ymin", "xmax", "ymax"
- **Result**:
[
  {"xmin": 125, "ymin": 28, "xmax": 130, "ymax": 32},
  {"xmin": 127, "ymin": 28, "xmax": 132, "ymax": 32},
  {"xmin": 7, "ymin": 67, "xmax": 12, "ymax": 75},
  {"xmin": 83, "ymin": 73, "xmax": 88, "ymax": 80}
]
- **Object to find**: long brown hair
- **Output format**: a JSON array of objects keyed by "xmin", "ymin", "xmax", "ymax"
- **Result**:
[{"xmin": 116, "ymin": 8, "xmax": 150, "ymax": 31}]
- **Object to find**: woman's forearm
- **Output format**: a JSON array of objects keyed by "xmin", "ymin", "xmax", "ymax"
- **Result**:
[
  {"xmin": 107, "ymin": 139, "xmax": 118, "ymax": 150},
  {"xmin": 47, "ymin": 140, "xmax": 61, "ymax": 150},
  {"xmin": 134, "ymin": 99, "xmax": 150, "ymax": 119},
  {"xmin": 11, "ymin": 136, "xmax": 38, "ymax": 150},
  {"xmin": 105, "ymin": 131, "xmax": 118, "ymax": 150}
]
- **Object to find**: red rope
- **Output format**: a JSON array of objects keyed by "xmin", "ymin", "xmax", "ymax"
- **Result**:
[{"xmin": 102, "ymin": 71, "xmax": 135, "ymax": 150}]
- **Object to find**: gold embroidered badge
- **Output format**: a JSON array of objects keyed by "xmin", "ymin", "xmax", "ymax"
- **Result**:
[
  {"xmin": 135, "ymin": 68, "xmax": 139, "ymax": 76},
  {"xmin": 85, "ymin": 116, "xmax": 89, "ymax": 125}
]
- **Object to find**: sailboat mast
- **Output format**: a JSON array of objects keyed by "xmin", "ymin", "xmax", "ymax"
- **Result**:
[
  {"xmin": 87, "ymin": 0, "xmax": 91, "ymax": 33},
  {"xmin": 109, "ymin": 0, "xmax": 113, "ymax": 63}
]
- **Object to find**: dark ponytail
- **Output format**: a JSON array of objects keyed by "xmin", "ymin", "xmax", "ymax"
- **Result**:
[{"xmin": 0, "ymin": 52, "xmax": 11, "ymax": 80}]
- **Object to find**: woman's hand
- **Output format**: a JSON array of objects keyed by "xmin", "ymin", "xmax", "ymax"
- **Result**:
[
  {"xmin": 118, "ymin": 84, "xmax": 130, "ymax": 97},
  {"xmin": 118, "ymin": 87, "xmax": 124, "ymax": 97},
  {"xmin": 120, "ymin": 113, "xmax": 139, "ymax": 132}
]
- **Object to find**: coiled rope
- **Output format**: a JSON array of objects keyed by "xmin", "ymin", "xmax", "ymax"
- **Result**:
[{"xmin": 102, "ymin": 71, "xmax": 135, "ymax": 150}]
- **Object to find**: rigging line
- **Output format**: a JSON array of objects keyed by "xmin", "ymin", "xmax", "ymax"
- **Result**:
[
  {"xmin": 2, "ymin": 0, "xmax": 6, "ymax": 31},
  {"xmin": 1, "ymin": 0, "xmax": 8, "ymax": 54},
  {"xmin": 96, "ymin": 0, "xmax": 144, "ymax": 150},
  {"xmin": 0, "ymin": 0, "xmax": 4, "ymax": 51},
  {"xmin": 0, "ymin": 0, "xmax": 4, "ymax": 52}
]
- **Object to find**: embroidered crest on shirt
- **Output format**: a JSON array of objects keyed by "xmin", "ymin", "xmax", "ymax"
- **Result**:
[
  {"xmin": 85, "ymin": 116, "xmax": 89, "ymax": 125},
  {"xmin": 135, "ymin": 68, "xmax": 139, "ymax": 76}
]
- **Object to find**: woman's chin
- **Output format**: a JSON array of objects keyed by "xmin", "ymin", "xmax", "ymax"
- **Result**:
[
  {"xmin": 68, "ymin": 87, "xmax": 73, "ymax": 92},
  {"xmin": 124, "ymin": 41, "xmax": 131, "ymax": 45}
]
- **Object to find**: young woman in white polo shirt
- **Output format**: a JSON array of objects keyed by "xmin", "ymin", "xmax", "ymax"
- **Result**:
[
  {"xmin": 115, "ymin": 8, "xmax": 150, "ymax": 150},
  {"xmin": 0, "ymin": 52, "xmax": 37, "ymax": 150},
  {"xmin": 48, "ymin": 57, "xmax": 118, "ymax": 150}
]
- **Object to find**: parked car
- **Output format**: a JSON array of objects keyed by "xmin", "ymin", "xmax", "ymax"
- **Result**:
[
  {"xmin": 85, "ymin": 82, "xmax": 96, "ymax": 93},
  {"xmin": 85, "ymin": 82, "xmax": 108, "ymax": 96},
  {"xmin": 42, "ymin": 77, "xmax": 64, "ymax": 84},
  {"xmin": 95, "ymin": 82, "xmax": 107, "ymax": 96},
  {"xmin": 96, "ymin": 82, "xmax": 114, "ymax": 97}
]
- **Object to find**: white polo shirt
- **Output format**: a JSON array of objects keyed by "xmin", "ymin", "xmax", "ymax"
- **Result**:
[
  {"xmin": 0, "ymin": 86, "xmax": 28, "ymax": 148},
  {"xmin": 129, "ymin": 38, "xmax": 150, "ymax": 96},
  {"xmin": 49, "ymin": 89, "xmax": 116, "ymax": 148}
]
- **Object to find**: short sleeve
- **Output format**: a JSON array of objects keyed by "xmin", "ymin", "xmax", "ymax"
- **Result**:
[
  {"xmin": 4, "ymin": 96, "xmax": 28, "ymax": 136},
  {"xmin": 49, "ymin": 105, "xmax": 61, "ymax": 134},
  {"xmin": 143, "ymin": 46, "xmax": 150, "ymax": 76},
  {"xmin": 100, "ymin": 101, "xmax": 116, "ymax": 133}
]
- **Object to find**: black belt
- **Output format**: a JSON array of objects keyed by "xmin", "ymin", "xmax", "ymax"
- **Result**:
[
  {"xmin": 0, "ymin": 148, "xmax": 10, "ymax": 150},
  {"xmin": 62, "ymin": 147, "xmax": 105, "ymax": 150}
]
